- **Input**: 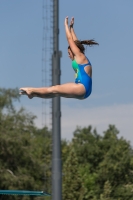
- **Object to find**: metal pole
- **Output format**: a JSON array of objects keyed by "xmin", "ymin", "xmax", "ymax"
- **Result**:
[{"xmin": 52, "ymin": 0, "xmax": 62, "ymax": 200}]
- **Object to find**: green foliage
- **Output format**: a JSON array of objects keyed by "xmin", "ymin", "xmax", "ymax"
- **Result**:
[
  {"xmin": 62, "ymin": 146, "xmax": 84, "ymax": 200},
  {"xmin": 100, "ymin": 180, "xmax": 112, "ymax": 200},
  {"xmin": 0, "ymin": 88, "xmax": 51, "ymax": 200},
  {"xmin": 1, "ymin": 88, "xmax": 133, "ymax": 200},
  {"xmin": 0, "ymin": 88, "xmax": 19, "ymax": 111},
  {"xmin": 62, "ymin": 125, "xmax": 133, "ymax": 200}
]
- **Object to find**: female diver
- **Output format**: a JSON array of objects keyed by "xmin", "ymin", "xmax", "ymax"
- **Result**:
[{"xmin": 20, "ymin": 17, "xmax": 99, "ymax": 100}]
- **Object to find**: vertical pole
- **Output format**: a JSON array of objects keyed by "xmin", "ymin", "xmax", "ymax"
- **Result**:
[{"xmin": 52, "ymin": 0, "xmax": 62, "ymax": 200}]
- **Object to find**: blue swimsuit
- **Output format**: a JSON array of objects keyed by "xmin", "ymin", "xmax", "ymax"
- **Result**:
[{"xmin": 72, "ymin": 57, "xmax": 92, "ymax": 99}]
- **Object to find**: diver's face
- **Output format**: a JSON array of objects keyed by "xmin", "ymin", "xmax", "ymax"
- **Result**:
[{"xmin": 68, "ymin": 48, "xmax": 74, "ymax": 60}]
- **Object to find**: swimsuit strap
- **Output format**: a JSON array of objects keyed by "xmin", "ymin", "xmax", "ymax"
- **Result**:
[
  {"xmin": 85, "ymin": 56, "xmax": 91, "ymax": 66},
  {"xmin": 78, "ymin": 57, "xmax": 91, "ymax": 67}
]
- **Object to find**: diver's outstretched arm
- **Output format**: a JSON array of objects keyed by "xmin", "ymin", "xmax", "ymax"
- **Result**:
[
  {"xmin": 70, "ymin": 17, "xmax": 78, "ymax": 41},
  {"xmin": 65, "ymin": 17, "xmax": 80, "ymax": 56}
]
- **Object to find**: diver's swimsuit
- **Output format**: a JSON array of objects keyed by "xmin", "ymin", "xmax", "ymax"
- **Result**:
[{"xmin": 72, "ymin": 57, "xmax": 92, "ymax": 99}]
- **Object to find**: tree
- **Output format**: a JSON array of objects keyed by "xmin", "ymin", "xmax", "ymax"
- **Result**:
[
  {"xmin": 0, "ymin": 88, "xmax": 52, "ymax": 200},
  {"xmin": 1, "ymin": 88, "xmax": 133, "ymax": 200},
  {"xmin": 98, "ymin": 125, "xmax": 133, "ymax": 199},
  {"xmin": 70, "ymin": 125, "xmax": 133, "ymax": 200},
  {"xmin": 62, "ymin": 146, "xmax": 84, "ymax": 200},
  {"xmin": 100, "ymin": 180, "xmax": 112, "ymax": 200}
]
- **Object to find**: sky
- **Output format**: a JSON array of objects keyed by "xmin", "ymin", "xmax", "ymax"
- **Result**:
[{"xmin": 0, "ymin": 1, "xmax": 133, "ymax": 143}]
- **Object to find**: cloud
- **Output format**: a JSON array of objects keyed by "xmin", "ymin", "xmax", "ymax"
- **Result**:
[
  {"xmin": 24, "ymin": 102, "xmax": 133, "ymax": 144},
  {"xmin": 61, "ymin": 103, "xmax": 133, "ymax": 143}
]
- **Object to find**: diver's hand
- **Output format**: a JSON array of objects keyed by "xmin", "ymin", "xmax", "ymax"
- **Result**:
[
  {"xmin": 64, "ymin": 16, "xmax": 69, "ymax": 26},
  {"xmin": 70, "ymin": 17, "xmax": 74, "ymax": 27}
]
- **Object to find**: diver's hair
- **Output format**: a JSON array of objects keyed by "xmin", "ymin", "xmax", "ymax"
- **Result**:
[{"xmin": 68, "ymin": 39, "xmax": 99, "ymax": 54}]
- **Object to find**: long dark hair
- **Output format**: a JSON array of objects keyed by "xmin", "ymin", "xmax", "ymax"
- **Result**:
[{"xmin": 68, "ymin": 39, "xmax": 99, "ymax": 54}]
